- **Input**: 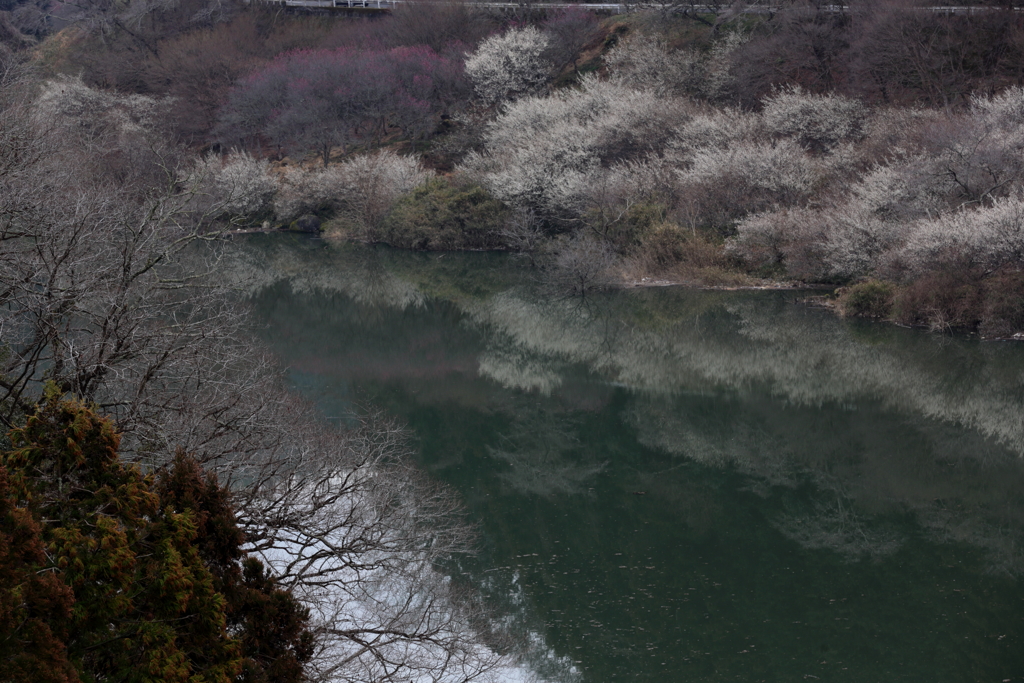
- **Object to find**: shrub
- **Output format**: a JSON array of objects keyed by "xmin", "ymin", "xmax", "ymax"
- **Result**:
[
  {"xmin": 546, "ymin": 232, "xmax": 616, "ymax": 294},
  {"xmin": 635, "ymin": 221, "xmax": 689, "ymax": 267},
  {"xmin": 839, "ymin": 280, "xmax": 894, "ymax": 318},
  {"xmin": 274, "ymin": 150, "xmax": 433, "ymax": 226},
  {"xmin": 893, "ymin": 268, "xmax": 986, "ymax": 331},
  {"xmin": 599, "ymin": 200, "xmax": 667, "ymax": 251},
  {"xmin": 729, "ymin": 207, "xmax": 825, "ymax": 279},
  {"xmin": 632, "ymin": 224, "xmax": 732, "ymax": 278},
  {"xmin": 377, "ymin": 177, "xmax": 509, "ymax": 250},
  {"xmin": 980, "ymin": 269, "xmax": 1024, "ymax": 338}
]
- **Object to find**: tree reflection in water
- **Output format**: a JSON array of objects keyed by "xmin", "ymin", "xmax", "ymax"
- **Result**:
[
  {"xmin": 232, "ymin": 238, "xmax": 1024, "ymax": 577},
  {"xmin": 235, "ymin": 239, "xmax": 1024, "ymax": 681}
]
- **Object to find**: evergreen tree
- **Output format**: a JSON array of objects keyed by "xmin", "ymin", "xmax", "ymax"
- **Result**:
[
  {"xmin": 0, "ymin": 393, "xmax": 314, "ymax": 683},
  {"xmin": 0, "ymin": 464, "xmax": 78, "ymax": 683},
  {"xmin": 155, "ymin": 453, "xmax": 314, "ymax": 683},
  {"xmin": 2, "ymin": 394, "xmax": 246, "ymax": 683}
]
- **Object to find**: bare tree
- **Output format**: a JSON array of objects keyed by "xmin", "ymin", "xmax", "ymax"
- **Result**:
[
  {"xmin": 0, "ymin": 68, "xmax": 517, "ymax": 683},
  {"xmin": 546, "ymin": 232, "xmax": 617, "ymax": 296},
  {"xmin": 56, "ymin": 0, "xmax": 242, "ymax": 57},
  {"xmin": 0, "ymin": 70, "xmax": 248, "ymax": 449},
  {"xmin": 233, "ymin": 411, "xmax": 509, "ymax": 683},
  {"xmin": 541, "ymin": 8, "xmax": 602, "ymax": 75}
]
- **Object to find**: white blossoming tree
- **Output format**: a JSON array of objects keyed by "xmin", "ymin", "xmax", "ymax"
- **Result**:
[{"xmin": 464, "ymin": 26, "xmax": 553, "ymax": 106}]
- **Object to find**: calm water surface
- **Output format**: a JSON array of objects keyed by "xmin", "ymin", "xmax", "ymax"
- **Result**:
[{"xmin": 229, "ymin": 235, "xmax": 1024, "ymax": 682}]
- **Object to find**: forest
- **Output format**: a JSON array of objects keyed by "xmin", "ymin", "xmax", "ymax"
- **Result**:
[
  {"xmin": 4, "ymin": 0, "xmax": 1024, "ymax": 332},
  {"xmin": 1, "ymin": 0, "xmax": 1024, "ymax": 681}
]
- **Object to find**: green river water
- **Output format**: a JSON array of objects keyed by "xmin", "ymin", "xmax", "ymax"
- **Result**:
[{"xmin": 230, "ymin": 235, "xmax": 1024, "ymax": 683}]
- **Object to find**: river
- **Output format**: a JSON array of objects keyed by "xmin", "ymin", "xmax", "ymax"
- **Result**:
[{"xmin": 227, "ymin": 234, "xmax": 1024, "ymax": 682}]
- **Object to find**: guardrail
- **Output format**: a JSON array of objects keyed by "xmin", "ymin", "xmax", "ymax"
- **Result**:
[
  {"xmin": 264, "ymin": 0, "xmax": 636, "ymax": 9},
  {"xmin": 261, "ymin": 0, "xmax": 1022, "ymax": 13}
]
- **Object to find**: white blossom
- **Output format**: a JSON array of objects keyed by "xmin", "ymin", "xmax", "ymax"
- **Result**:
[
  {"xmin": 604, "ymin": 34, "xmax": 701, "ymax": 97},
  {"xmin": 971, "ymin": 86, "xmax": 1024, "ymax": 131},
  {"xmin": 33, "ymin": 75, "xmax": 165, "ymax": 147},
  {"xmin": 462, "ymin": 77, "xmax": 680, "ymax": 215},
  {"xmin": 274, "ymin": 150, "xmax": 433, "ymax": 225},
  {"xmin": 191, "ymin": 151, "xmax": 279, "ymax": 220},
  {"xmin": 899, "ymin": 196, "xmax": 1024, "ymax": 272},
  {"xmin": 761, "ymin": 86, "xmax": 867, "ymax": 152},
  {"xmin": 680, "ymin": 138, "xmax": 821, "ymax": 197},
  {"xmin": 464, "ymin": 26, "xmax": 552, "ymax": 106}
]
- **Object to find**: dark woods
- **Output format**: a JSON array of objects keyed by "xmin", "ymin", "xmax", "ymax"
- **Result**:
[{"xmin": 727, "ymin": 1, "xmax": 1024, "ymax": 107}]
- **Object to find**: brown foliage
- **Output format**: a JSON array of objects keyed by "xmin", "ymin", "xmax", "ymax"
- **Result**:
[
  {"xmin": 726, "ymin": 1, "xmax": 1024, "ymax": 107},
  {"xmin": 979, "ymin": 269, "xmax": 1024, "ymax": 338},
  {"xmin": 0, "ymin": 466, "xmax": 77, "ymax": 683},
  {"xmin": 375, "ymin": 0, "xmax": 495, "ymax": 54},
  {"xmin": 143, "ymin": 20, "xmax": 265, "ymax": 142},
  {"xmin": 729, "ymin": 6, "xmax": 851, "ymax": 106},
  {"xmin": 891, "ymin": 266, "xmax": 1024, "ymax": 336},
  {"xmin": 894, "ymin": 268, "xmax": 986, "ymax": 330},
  {"xmin": 630, "ymin": 224, "xmax": 740, "ymax": 284},
  {"xmin": 847, "ymin": 1, "xmax": 1024, "ymax": 107}
]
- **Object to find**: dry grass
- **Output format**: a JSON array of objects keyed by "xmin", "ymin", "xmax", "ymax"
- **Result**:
[{"xmin": 618, "ymin": 223, "xmax": 761, "ymax": 287}]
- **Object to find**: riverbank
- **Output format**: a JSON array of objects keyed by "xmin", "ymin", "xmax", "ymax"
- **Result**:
[{"xmin": 226, "ymin": 210, "xmax": 1024, "ymax": 342}]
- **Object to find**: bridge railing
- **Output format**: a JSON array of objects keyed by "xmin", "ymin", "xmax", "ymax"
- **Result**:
[
  {"xmin": 257, "ymin": 0, "xmax": 1022, "ymax": 14},
  {"xmin": 260, "ymin": 0, "xmax": 639, "ymax": 11}
]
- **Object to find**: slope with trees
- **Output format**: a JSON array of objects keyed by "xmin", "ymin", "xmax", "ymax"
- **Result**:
[
  {"xmin": 0, "ymin": 63, "xmax": 517, "ymax": 683},
  {"xmin": 4, "ymin": 0, "xmax": 1024, "ymax": 674}
]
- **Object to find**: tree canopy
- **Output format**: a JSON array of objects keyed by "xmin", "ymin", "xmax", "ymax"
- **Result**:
[
  {"xmin": 218, "ymin": 45, "xmax": 469, "ymax": 165},
  {"xmin": 0, "ymin": 393, "xmax": 312, "ymax": 683}
]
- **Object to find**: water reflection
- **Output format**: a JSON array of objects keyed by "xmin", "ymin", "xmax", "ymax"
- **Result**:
[
  {"xmin": 230, "ymin": 237, "xmax": 1024, "ymax": 682},
  {"xmin": 219, "ymin": 235, "xmax": 425, "ymax": 310},
  {"xmin": 227, "ymin": 237, "xmax": 1024, "ymax": 575},
  {"xmin": 489, "ymin": 408, "xmax": 606, "ymax": 497}
]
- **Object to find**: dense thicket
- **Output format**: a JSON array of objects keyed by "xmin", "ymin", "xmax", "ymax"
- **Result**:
[
  {"xmin": 110, "ymin": 1, "xmax": 1016, "ymax": 335},
  {"xmin": 728, "ymin": 1, "xmax": 1024, "ymax": 107},
  {"xmin": 218, "ymin": 44, "xmax": 469, "ymax": 165}
]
